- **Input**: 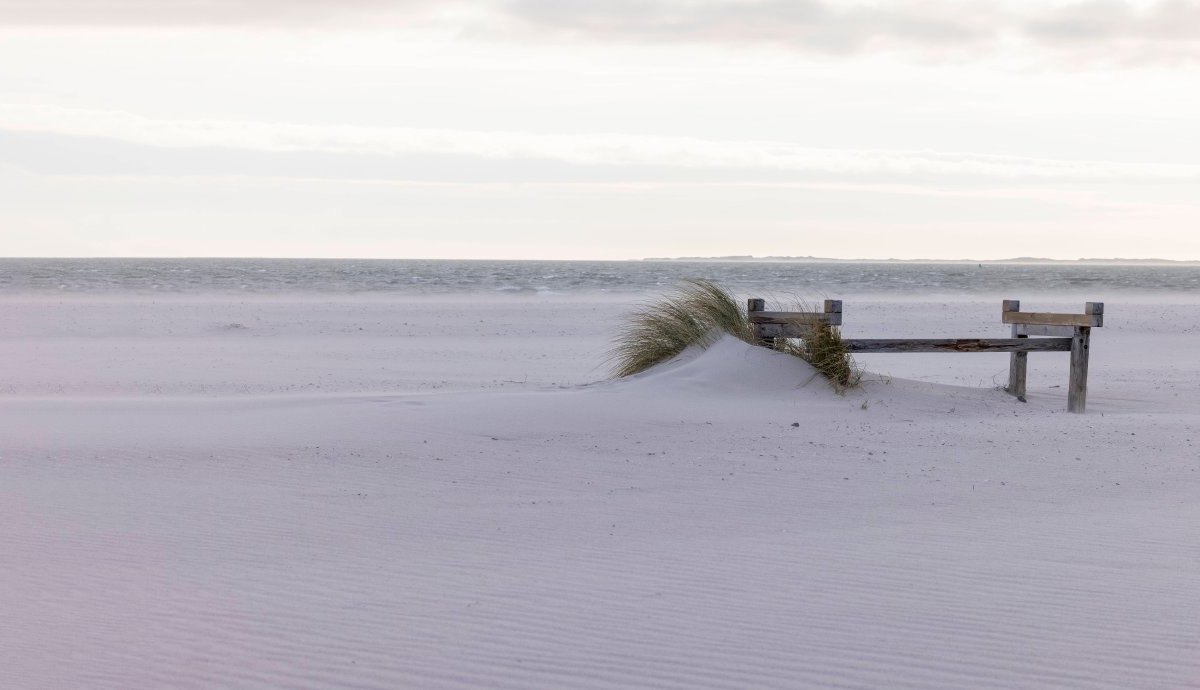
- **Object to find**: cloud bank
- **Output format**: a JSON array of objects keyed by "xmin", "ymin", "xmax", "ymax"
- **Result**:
[
  {"xmin": 504, "ymin": 0, "xmax": 1002, "ymax": 54},
  {"xmin": 505, "ymin": 0, "xmax": 1200, "ymax": 53},
  {"xmin": 0, "ymin": 0, "xmax": 434, "ymax": 25},
  {"xmin": 2, "ymin": 104, "xmax": 1198, "ymax": 183},
  {"xmin": 3, "ymin": 0, "xmax": 1199, "ymax": 60}
]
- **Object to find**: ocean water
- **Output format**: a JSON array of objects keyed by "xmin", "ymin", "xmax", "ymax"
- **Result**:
[{"xmin": 2, "ymin": 258, "xmax": 1198, "ymax": 296}]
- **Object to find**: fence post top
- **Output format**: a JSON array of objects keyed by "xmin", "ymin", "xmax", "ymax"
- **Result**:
[
  {"xmin": 1086, "ymin": 302, "xmax": 1104, "ymax": 315},
  {"xmin": 1002, "ymin": 299, "xmax": 1020, "ymax": 312}
]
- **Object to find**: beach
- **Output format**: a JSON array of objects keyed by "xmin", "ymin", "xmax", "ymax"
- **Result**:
[
  {"xmin": 10, "ymin": 0, "xmax": 1200, "ymax": 681},
  {"xmin": 3, "ymin": 292, "xmax": 1199, "ymax": 689}
]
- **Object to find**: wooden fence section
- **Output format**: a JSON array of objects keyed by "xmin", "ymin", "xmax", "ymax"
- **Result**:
[
  {"xmin": 746, "ymin": 298, "xmax": 841, "ymax": 339},
  {"xmin": 748, "ymin": 298, "xmax": 1104, "ymax": 413}
]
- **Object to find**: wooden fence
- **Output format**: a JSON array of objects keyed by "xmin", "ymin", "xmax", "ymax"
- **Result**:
[{"xmin": 748, "ymin": 298, "xmax": 1104, "ymax": 413}]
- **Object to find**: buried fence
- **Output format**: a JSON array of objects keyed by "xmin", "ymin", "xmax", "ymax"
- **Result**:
[{"xmin": 747, "ymin": 298, "xmax": 1104, "ymax": 413}]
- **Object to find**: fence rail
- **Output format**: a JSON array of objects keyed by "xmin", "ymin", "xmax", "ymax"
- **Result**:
[{"xmin": 844, "ymin": 338, "xmax": 1072, "ymax": 354}]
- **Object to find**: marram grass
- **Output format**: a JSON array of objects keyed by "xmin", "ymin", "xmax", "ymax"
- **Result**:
[
  {"xmin": 774, "ymin": 322, "xmax": 861, "ymax": 392},
  {"xmin": 608, "ymin": 280, "xmax": 860, "ymax": 391},
  {"xmin": 607, "ymin": 279, "xmax": 755, "ymax": 378}
]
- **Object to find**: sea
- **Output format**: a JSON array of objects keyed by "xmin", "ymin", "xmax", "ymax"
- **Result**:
[{"xmin": 2, "ymin": 258, "xmax": 1198, "ymax": 297}]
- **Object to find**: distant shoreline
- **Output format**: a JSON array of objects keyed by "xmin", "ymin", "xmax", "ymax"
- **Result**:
[{"xmin": 641, "ymin": 256, "xmax": 1200, "ymax": 265}]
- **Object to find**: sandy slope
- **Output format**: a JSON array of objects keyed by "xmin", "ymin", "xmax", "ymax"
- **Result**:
[{"xmin": 2, "ymin": 296, "xmax": 1199, "ymax": 689}]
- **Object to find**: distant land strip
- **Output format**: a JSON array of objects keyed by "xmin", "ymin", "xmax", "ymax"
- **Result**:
[{"xmin": 641, "ymin": 256, "xmax": 1200, "ymax": 265}]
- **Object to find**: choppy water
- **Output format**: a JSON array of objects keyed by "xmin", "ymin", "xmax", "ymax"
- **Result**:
[{"xmin": 2, "ymin": 258, "xmax": 1198, "ymax": 296}]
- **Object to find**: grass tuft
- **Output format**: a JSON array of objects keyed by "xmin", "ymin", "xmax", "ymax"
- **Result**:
[
  {"xmin": 775, "ymin": 323, "xmax": 861, "ymax": 392},
  {"xmin": 607, "ymin": 279, "xmax": 754, "ymax": 378}
]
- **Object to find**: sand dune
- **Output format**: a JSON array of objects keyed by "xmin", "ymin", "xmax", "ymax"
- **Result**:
[{"xmin": 2, "ymin": 296, "xmax": 1199, "ymax": 688}]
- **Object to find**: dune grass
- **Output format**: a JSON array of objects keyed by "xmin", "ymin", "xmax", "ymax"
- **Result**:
[
  {"xmin": 607, "ymin": 279, "xmax": 755, "ymax": 378},
  {"xmin": 609, "ymin": 280, "xmax": 859, "ymax": 391},
  {"xmin": 775, "ymin": 322, "xmax": 861, "ymax": 391}
]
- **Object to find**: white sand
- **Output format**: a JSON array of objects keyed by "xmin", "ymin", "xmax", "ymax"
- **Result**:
[{"xmin": 2, "ymin": 294, "xmax": 1199, "ymax": 689}]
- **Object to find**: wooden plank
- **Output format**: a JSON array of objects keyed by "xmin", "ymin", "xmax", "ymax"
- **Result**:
[
  {"xmin": 749, "ymin": 311, "xmax": 843, "ymax": 326},
  {"xmin": 1002, "ymin": 312, "xmax": 1103, "ymax": 328},
  {"xmin": 747, "ymin": 298, "xmax": 771, "ymax": 346},
  {"xmin": 845, "ymin": 338, "xmax": 1071, "ymax": 353},
  {"xmin": 1068, "ymin": 327, "xmax": 1091, "ymax": 413},
  {"xmin": 1007, "ymin": 324, "xmax": 1028, "ymax": 401},
  {"xmin": 758, "ymin": 323, "xmax": 823, "ymax": 339},
  {"xmin": 749, "ymin": 311, "xmax": 827, "ymax": 323},
  {"xmin": 1014, "ymin": 324, "xmax": 1077, "ymax": 337},
  {"xmin": 1004, "ymin": 299, "xmax": 1027, "ymax": 400}
]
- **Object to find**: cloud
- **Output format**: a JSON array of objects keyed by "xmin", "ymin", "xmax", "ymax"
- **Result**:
[
  {"xmin": 3, "ymin": 103, "xmax": 1199, "ymax": 183},
  {"xmin": 0, "ymin": 0, "xmax": 1000, "ymax": 54},
  {"xmin": 0, "ymin": 0, "xmax": 436, "ymax": 26},
  {"xmin": 1025, "ymin": 0, "xmax": 1200, "ymax": 43},
  {"xmin": 502, "ymin": 0, "xmax": 1000, "ymax": 54},
  {"xmin": 4, "ymin": 0, "xmax": 1198, "ymax": 62},
  {"xmin": 501, "ymin": 0, "xmax": 1200, "ymax": 59}
]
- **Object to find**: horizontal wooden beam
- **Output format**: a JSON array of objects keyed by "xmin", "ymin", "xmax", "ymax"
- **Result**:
[
  {"xmin": 845, "ymin": 338, "xmax": 1072, "ymax": 353},
  {"xmin": 1002, "ymin": 312, "xmax": 1103, "ymax": 328},
  {"xmin": 757, "ymin": 323, "xmax": 825, "ymax": 338},
  {"xmin": 1014, "ymin": 324, "xmax": 1077, "ymax": 337},
  {"xmin": 749, "ymin": 311, "xmax": 843, "ymax": 326}
]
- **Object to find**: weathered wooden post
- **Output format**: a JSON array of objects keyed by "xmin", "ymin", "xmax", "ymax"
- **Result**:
[
  {"xmin": 1003, "ymin": 299, "xmax": 1027, "ymax": 402},
  {"xmin": 747, "ymin": 298, "xmax": 770, "ymax": 347},
  {"xmin": 1068, "ymin": 302, "xmax": 1103, "ymax": 413},
  {"xmin": 823, "ymin": 299, "xmax": 842, "ymax": 325}
]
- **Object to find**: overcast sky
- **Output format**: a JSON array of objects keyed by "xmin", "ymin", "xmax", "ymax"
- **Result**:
[{"xmin": 2, "ymin": 0, "xmax": 1199, "ymax": 259}]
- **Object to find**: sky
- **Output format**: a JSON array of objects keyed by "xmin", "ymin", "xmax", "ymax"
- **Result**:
[{"xmin": 1, "ymin": 0, "xmax": 1199, "ymax": 260}]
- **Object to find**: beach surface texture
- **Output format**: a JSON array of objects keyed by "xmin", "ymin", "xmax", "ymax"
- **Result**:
[{"xmin": 3, "ymin": 294, "xmax": 1198, "ymax": 689}]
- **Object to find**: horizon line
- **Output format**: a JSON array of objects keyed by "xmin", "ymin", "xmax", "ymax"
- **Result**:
[{"xmin": 2, "ymin": 255, "xmax": 1200, "ymax": 264}]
